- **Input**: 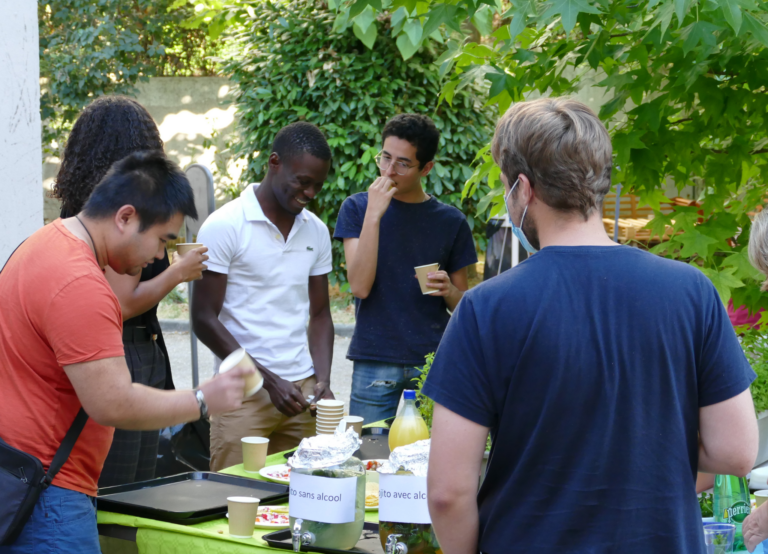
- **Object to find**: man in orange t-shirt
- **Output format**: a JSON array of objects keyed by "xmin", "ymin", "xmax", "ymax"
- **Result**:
[{"xmin": 0, "ymin": 151, "xmax": 254, "ymax": 553}]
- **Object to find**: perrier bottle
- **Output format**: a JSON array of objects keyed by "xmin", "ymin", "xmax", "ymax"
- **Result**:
[{"xmin": 714, "ymin": 474, "xmax": 752, "ymax": 551}]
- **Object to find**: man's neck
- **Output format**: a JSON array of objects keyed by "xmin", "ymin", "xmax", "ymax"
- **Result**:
[
  {"xmin": 254, "ymin": 179, "xmax": 294, "ymax": 231},
  {"xmin": 393, "ymin": 183, "xmax": 429, "ymax": 204},
  {"xmin": 535, "ymin": 208, "xmax": 618, "ymax": 249},
  {"xmin": 61, "ymin": 215, "xmax": 108, "ymax": 269}
]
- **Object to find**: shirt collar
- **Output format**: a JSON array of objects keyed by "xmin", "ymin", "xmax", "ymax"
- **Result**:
[{"xmin": 242, "ymin": 183, "xmax": 309, "ymax": 223}]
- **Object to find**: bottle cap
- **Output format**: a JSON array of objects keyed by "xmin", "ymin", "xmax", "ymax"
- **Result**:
[{"xmin": 404, "ymin": 390, "xmax": 416, "ymax": 400}]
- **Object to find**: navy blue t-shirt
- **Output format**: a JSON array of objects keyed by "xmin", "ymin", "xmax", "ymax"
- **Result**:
[
  {"xmin": 422, "ymin": 246, "xmax": 755, "ymax": 554},
  {"xmin": 334, "ymin": 193, "xmax": 478, "ymax": 365}
]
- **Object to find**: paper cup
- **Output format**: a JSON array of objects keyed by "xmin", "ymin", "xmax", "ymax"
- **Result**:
[
  {"xmin": 227, "ymin": 496, "xmax": 260, "ymax": 538},
  {"xmin": 241, "ymin": 437, "xmax": 269, "ymax": 473},
  {"xmin": 175, "ymin": 243, "xmax": 204, "ymax": 256},
  {"xmin": 317, "ymin": 416, "xmax": 344, "ymax": 425},
  {"xmin": 756, "ymin": 490, "xmax": 768, "ymax": 508},
  {"xmin": 219, "ymin": 349, "xmax": 263, "ymax": 398},
  {"xmin": 317, "ymin": 399, "xmax": 344, "ymax": 409},
  {"xmin": 415, "ymin": 263, "xmax": 440, "ymax": 295},
  {"xmin": 343, "ymin": 416, "xmax": 364, "ymax": 436}
]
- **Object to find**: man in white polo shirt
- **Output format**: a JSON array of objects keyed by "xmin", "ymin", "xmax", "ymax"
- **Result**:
[{"xmin": 192, "ymin": 122, "xmax": 336, "ymax": 470}]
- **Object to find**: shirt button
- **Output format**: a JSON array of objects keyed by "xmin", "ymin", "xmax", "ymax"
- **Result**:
[{"xmin": 275, "ymin": 234, "xmax": 281, "ymax": 240}]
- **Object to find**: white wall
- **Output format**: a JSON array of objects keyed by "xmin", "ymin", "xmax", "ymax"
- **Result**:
[{"xmin": 0, "ymin": 1, "xmax": 42, "ymax": 266}]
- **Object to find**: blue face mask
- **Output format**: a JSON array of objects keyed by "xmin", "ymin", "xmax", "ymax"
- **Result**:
[{"xmin": 504, "ymin": 178, "xmax": 537, "ymax": 254}]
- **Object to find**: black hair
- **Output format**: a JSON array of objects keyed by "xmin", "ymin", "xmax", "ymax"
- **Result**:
[
  {"xmin": 381, "ymin": 114, "xmax": 440, "ymax": 168},
  {"xmin": 272, "ymin": 122, "xmax": 332, "ymax": 163},
  {"xmin": 83, "ymin": 151, "xmax": 198, "ymax": 231},
  {"xmin": 53, "ymin": 96, "xmax": 164, "ymax": 217}
]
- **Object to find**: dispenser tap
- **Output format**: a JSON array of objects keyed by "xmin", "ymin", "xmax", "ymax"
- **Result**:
[
  {"xmin": 385, "ymin": 534, "xmax": 408, "ymax": 554},
  {"xmin": 291, "ymin": 519, "xmax": 315, "ymax": 552}
]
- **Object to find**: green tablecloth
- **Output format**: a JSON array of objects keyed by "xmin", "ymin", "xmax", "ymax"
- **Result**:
[{"xmin": 98, "ymin": 429, "xmax": 386, "ymax": 554}]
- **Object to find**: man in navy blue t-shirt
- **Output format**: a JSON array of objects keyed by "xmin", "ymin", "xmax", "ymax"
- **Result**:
[
  {"xmin": 334, "ymin": 114, "xmax": 477, "ymax": 423},
  {"xmin": 423, "ymin": 98, "xmax": 759, "ymax": 554}
]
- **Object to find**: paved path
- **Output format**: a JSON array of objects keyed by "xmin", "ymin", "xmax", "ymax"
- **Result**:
[{"xmin": 164, "ymin": 332, "xmax": 355, "ymax": 411}]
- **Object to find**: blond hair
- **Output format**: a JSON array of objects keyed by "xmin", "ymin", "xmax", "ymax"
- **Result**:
[
  {"xmin": 491, "ymin": 98, "xmax": 612, "ymax": 219},
  {"xmin": 749, "ymin": 208, "xmax": 768, "ymax": 291}
]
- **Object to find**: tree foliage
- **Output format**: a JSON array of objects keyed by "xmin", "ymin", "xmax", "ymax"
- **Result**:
[
  {"xmin": 218, "ymin": 0, "xmax": 495, "ymax": 286},
  {"xmin": 39, "ymin": 0, "xmax": 220, "ymax": 156},
  {"xmin": 329, "ymin": 0, "xmax": 768, "ymax": 314}
]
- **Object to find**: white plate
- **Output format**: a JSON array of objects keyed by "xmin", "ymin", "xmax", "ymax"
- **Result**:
[
  {"xmin": 365, "ymin": 505, "xmax": 378, "ymax": 512},
  {"xmin": 259, "ymin": 464, "xmax": 291, "ymax": 484}
]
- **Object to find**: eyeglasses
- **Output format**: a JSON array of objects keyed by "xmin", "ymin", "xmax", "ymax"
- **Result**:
[{"xmin": 374, "ymin": 153, "xmax": 416, "ymax": 175}]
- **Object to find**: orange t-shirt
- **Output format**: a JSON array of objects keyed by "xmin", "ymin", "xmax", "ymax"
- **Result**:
[{"xmin": 0, "ymin": 219, "xmax": 125, "ymax": 496}]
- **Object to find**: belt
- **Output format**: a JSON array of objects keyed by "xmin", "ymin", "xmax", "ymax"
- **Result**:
[{"xmin": 123, "ymin": 326, "xmax": 157, "ymax": 342}]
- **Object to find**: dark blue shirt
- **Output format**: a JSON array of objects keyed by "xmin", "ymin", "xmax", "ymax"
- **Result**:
[
  {"xmin": 334, "ymin": 193, "xmax": 478, "ymax": 365},
  {"xmin": 422, "ymin": 246, "xmax": 755, "ymax": 553}
]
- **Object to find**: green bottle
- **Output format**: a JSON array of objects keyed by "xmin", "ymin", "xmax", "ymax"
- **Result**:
[{"xmin": 714, "ymin": 474, "xmax": 751, "ymax": 551}]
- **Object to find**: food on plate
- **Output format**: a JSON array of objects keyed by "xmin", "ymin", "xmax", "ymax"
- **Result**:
[
  {"xmin": 256, "ymin": 506, "xmax": 290, "ymax": 527},
  {"xmin": 264, "ymin": 465, "xmax": 291, "ymax": 481},
  {"xmin": 365, "ymin": 481, "xmax": 379, "ymax": 507},
  {"xmin": 365, "ymin": 460, "xmax": 384, "ymax": 471}
]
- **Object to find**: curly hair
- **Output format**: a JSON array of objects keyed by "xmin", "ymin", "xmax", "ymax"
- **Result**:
[
  {"xmin": 53, "ymin": 96, "xmax": 164, "ymax": 217},
  {"xmin": 381, "ymin": 114, "xmax": 440, "ymax": 168}
]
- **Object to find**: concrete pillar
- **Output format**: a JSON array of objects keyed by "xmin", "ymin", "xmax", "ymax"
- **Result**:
[{"xmin": 0, "ymin": 1, "xmax": 42, "ymax": 266}]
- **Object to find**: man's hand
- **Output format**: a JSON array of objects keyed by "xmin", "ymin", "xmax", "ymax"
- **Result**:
[
  {"xmin": 309, "ymin": 382, "xmax": 335, "ymax": 418},
  {"xmin": 365, "ymin": 177, "xmax": 397, "ymax": 222},
  {"xmin": 743, "ymin": 502, "xmax": 768, "ymax": 552},
  {"xmin": 264, "ymin": 374, "xmax": 310, "ymax": 417},
  {"xmin": 198, "ymin": 365, "xmax": 253, "ymax": 416},
  {"xmin": 423, "ymin": 270, "xmax": 455, "ymax": 297},
  {"xmin": 172, "ymin": 246, "xmax": 209, "ymax": 282}
]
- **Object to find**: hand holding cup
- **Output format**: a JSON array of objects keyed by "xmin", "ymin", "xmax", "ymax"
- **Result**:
[{"xmin": 172, "ymin": 243, "xmax": 208, "ymax": 282}]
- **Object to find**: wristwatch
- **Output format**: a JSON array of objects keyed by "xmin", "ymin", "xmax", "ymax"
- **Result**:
[{"xmin": 195, "ymin": 388, "xmax": 209, "ymax": 420}]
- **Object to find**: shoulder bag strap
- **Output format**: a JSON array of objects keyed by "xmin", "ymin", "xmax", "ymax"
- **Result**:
[
  {"xmin": 42, "ymin": 408, "xmax": 89, "ymax": 488},
  {"xmin": 1, "ymin": 240, "xmax": 90, "ymax": 488}
]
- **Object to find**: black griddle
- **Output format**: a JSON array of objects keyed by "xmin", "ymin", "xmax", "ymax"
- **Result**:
[
  {"xmin": 263, "ymin": 522, "xmax": 384, "ymax": 553},
  {"xmin": 98, "ymin": 472, "xmax": 289, "ymax": 524}
]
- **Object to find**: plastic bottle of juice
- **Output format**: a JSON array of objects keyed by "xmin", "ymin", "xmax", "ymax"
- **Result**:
[
  {"xmin": 389, "ymin": 390, "xmax": 430, "ymax": 451},
  {"xmin": 714, "ymin": 474, "xmax": 751, "ymax": 551}
]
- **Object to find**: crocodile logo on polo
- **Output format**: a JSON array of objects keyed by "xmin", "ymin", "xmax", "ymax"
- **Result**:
[
  {"xmin": 724, "ymin": 501, "xmax": 750, "ymax": 523},
  {"xmin": 306, "ymin": 246, "xmax": 314, "ymax": 251}
]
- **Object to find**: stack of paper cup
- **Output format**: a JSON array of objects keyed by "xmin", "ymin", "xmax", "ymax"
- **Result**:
[{"xmin": 316, "ymin": 399, "xmax": 345, "ymax": 435}]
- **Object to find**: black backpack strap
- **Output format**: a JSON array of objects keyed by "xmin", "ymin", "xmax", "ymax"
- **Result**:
[{"xmin": 41, "ymin": 408, "xmax": 88, "ymax": 489}]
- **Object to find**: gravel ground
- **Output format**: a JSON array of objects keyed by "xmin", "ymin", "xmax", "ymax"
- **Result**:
[{"xmin": 163, "ymin": 332, "xmax": 355, "ymax": 411}]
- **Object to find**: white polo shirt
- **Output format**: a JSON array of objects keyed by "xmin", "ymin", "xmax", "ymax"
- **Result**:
[{"xmin": 197, "ymin": 183, "xmax": 333, "ymax": 381}]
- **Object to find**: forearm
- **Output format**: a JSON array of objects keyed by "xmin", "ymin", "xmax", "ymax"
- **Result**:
[
  {"xmin": 120, "ymin": 264, "xmax": 183, "ymax": 321},
  {"xmin": 192, "ymin": 311, "xmax": 241, "ymax": 361},
  {"xmin": 347, "ymin": 216, "xmax": 381, "ymax": 298},
  {"xmin": 308, "ymin": 309, "xmax": 334, "ymax": 385},
  {"xmin": 102, "ymin": 385, "xmax": 200, "ymax": 430},
  {"xmin": 429, "ymin": 490, "xmax": 480, "ymax": 554},
  {"xmin": 445, "ymin": 287, "xmax": 465, "ymax": 312}
]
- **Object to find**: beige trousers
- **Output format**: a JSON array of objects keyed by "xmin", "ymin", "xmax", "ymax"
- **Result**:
[{"xmin": 209, "ymin": 375, "xmax": 316, "ymax": 471}]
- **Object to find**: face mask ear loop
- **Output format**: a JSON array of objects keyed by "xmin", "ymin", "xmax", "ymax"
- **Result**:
[{"xmin": 497, "ymin": 219, "xmax": 507, "ymax": 277}]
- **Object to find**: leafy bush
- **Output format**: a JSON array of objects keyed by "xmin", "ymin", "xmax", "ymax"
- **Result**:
[
  {"xmin": 219, "ymin": 0, "xmax": 494, "ymax": 286},
  {"xmin": 413, "ymin": 353, "xmax": 436, "ymax": 430},
  {"xmin": 39, "ymin": 0, "xmax": 221, "ymax": 156}
]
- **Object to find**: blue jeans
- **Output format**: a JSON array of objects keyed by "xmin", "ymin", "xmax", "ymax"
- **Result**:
[
  {"xmin": 350, "ymin": 360, "xmax": 421, "ymax": 424},
  {"xmin": 0, "ymin": 485, "xmax": 100, "ymax": 554}
]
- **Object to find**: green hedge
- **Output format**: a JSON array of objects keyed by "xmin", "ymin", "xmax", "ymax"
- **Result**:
[{"xmin": 220, "ymin": 0, "xmax": 494, "ymax": 286}]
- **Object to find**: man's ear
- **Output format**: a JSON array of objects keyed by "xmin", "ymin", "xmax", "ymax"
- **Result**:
[
  {"xmin": 114, "ymin": 205, "xmax": 138, "ymax": 232},
  {"xmin": 268, "ymin": 152, "xmax": 281, "ymax": 173},
  {"xmin": 518, "ymin": 174, "xmax": 534, "ymax": 202},
  {"xmin": 420, "ymin": 160, "xmax": 435, "ymax": 177}
]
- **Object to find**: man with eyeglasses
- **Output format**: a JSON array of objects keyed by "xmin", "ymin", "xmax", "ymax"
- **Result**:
[{"xmin": 334, "ymin": 114, "xmax": 478, "ymax": 423}]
